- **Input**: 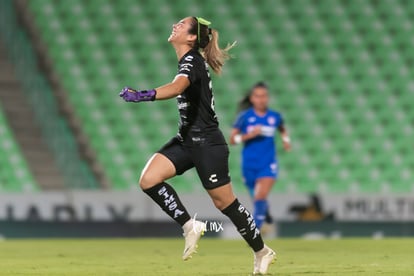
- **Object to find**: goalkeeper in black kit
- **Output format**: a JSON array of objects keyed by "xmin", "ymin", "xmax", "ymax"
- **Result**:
[{"xmin": 119, "ymin": 16, "xmax": 275, "ymax": 275}]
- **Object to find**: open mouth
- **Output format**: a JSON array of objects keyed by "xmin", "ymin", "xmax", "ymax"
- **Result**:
[{"xmin": 168, "ymin": 29, "xmax": 177, "ymax": 40}]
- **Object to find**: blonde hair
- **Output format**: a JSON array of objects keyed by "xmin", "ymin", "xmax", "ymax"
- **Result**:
[
  {"xmin": 201, "ymin": 29, "xmax": 236, "ymax": 75},
  {"xmin": 189, "ymin": 17, "xmax": 236, "ymax": 75}
]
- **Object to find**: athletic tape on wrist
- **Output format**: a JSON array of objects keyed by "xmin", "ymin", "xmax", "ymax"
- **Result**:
[
  {"xmin": 282, "ymin": 136, "xmax": 291, "ymax": 143},
  {"xmin": 234, "ymin": 134, "xmax": 242, "ymax": 144}
]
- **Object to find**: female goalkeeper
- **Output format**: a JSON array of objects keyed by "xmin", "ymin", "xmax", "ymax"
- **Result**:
[
  {"xmin": 119, "ymin": 17, "xmax": 275, "ymax": 275},
  {"xmin": 230, "ymin": 82, "xmax": 291, "ymax": 231}
]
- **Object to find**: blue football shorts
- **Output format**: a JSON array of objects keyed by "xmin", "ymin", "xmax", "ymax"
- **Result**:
[{"xmin": 242, "ymin": 162, "xmax": 278, "ymax": 197}]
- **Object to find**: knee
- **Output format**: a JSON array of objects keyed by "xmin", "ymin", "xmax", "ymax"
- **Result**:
[
  {"xmin": 212, "ymin": 199, "xmax": 226, "ymax": 210},
  {"xmin": 212, "ymin": 195, "xmax": 236, "ymax": 211},
  {"xmin": 208, "ymin": 183, "xmax": 236, "ymax": 211},
  {"xmin": 138, "ymin": 170, "xmax": 159, "ymax": 190},
  {"xmin": 254, "ymin": 181, "xmax": 274, "ymax": 200},
  {"xmin": 254, "ymin": 192, "xmax": 267, "ymax": 201}
]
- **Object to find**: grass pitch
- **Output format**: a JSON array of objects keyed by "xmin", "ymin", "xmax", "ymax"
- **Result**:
[{"xmin": 0, "ymin": 238, "xmax": 413, "ymax": 275}]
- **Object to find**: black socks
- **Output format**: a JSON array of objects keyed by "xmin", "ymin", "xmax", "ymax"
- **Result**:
[
  {"xmin": 143, "ymin": 182, "xmax": 191, "ymax": 226},
  {"xmin": 144, "ymin": 184, "xmax": 264, "ymax": 252},
  {"xmin": 222, "ymin": 198, "xmax": 264, "ymax": 252}
]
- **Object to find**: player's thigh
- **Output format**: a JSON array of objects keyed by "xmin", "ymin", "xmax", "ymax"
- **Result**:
[
  {"xmin": 140, "ymin": 137, "xmax": 193, "ymax": 189},
  {"xmin": 139, "ymin": 153, "xmax": 176, "ymax": 189},
  {"xmin": 253, "ymin": 163, "xmax": 277, "ymax": 199},
  {"xmin": 158, "ymin": 137, "xmax": 194, "ymax": 175},
  {"xmin": 192, "ymin": 144, "xmax": 231, "ymax": 190}
]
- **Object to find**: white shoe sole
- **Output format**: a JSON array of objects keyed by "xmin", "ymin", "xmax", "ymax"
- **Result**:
[
  {"xmin": 182, "ymin": 223, "xmax": 205, "ymax": 261},
  {"xmin": 253, "ymin": 248, "xmax": 276, "ymax": 274}
]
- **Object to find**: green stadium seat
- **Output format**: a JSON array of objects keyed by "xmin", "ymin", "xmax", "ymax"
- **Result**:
[
  {"xmin": 0, "ymin": 107, "xmax": 38, "ymax": 192},
  {"xmin": 25, "ymin": 0, "xmax": 414, "ymax": 193}
]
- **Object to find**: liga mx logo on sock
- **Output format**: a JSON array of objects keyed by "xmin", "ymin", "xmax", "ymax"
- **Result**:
[{"xmin": 192, "ymin": 213, "xmax": 224, "ymax": 233}]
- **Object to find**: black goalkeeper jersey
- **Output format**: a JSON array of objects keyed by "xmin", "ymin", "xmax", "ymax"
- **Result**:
[{"xmin": 175, "ymin": 49, "xmax": 222, "ymax": 145}]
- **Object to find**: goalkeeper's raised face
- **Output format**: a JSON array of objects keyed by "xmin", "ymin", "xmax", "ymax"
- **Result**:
[{"xmin": 168, "ymin": 17, "xmax": 194, "ymax": 45}]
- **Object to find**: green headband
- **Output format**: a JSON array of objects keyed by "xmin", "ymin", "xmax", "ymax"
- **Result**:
[{"xmin": 196, "ymin": 17, "xmax": 211, "ymax": 44}]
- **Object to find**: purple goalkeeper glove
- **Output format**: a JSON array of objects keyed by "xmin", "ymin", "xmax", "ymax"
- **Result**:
[{"xmin": 119, "ymin": 87, "xmax": 156, "ymax": 102}]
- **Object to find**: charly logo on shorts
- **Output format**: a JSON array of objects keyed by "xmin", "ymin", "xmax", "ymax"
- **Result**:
[{"xmin": 209, "ymin": 174, "xmax": 218, "ymax": 183}]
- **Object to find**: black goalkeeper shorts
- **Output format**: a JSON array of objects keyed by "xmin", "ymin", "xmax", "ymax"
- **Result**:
[{"xmin": 158, "ymin": 133, "xmax": 231, "ymax": 190}]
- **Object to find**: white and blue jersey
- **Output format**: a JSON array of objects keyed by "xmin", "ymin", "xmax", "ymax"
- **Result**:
[{"xmin": 232, "ymin": 108, "xmax": 284, "ymax": 195}]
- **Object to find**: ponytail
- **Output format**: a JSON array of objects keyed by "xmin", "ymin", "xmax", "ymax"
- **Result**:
[
  {"xmin": 237, "ymin": 81, "xmax": 268, "ymax": 112},
  {"xmin": 189, "ymin": 17, "xmax": 236, "ymax": 75},
  {"xmin": 237, "ymin": 94, "xmax": 252, "ymax": 112},
  {"xmin": 202, "ymin": 29, "xmax": 236, "ymax": 75}
]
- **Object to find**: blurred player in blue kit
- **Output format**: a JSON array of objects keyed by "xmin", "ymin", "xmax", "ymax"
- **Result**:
[{"xmin": 230, "ymin": 82, "xmax": 291, "ymax": 232}]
